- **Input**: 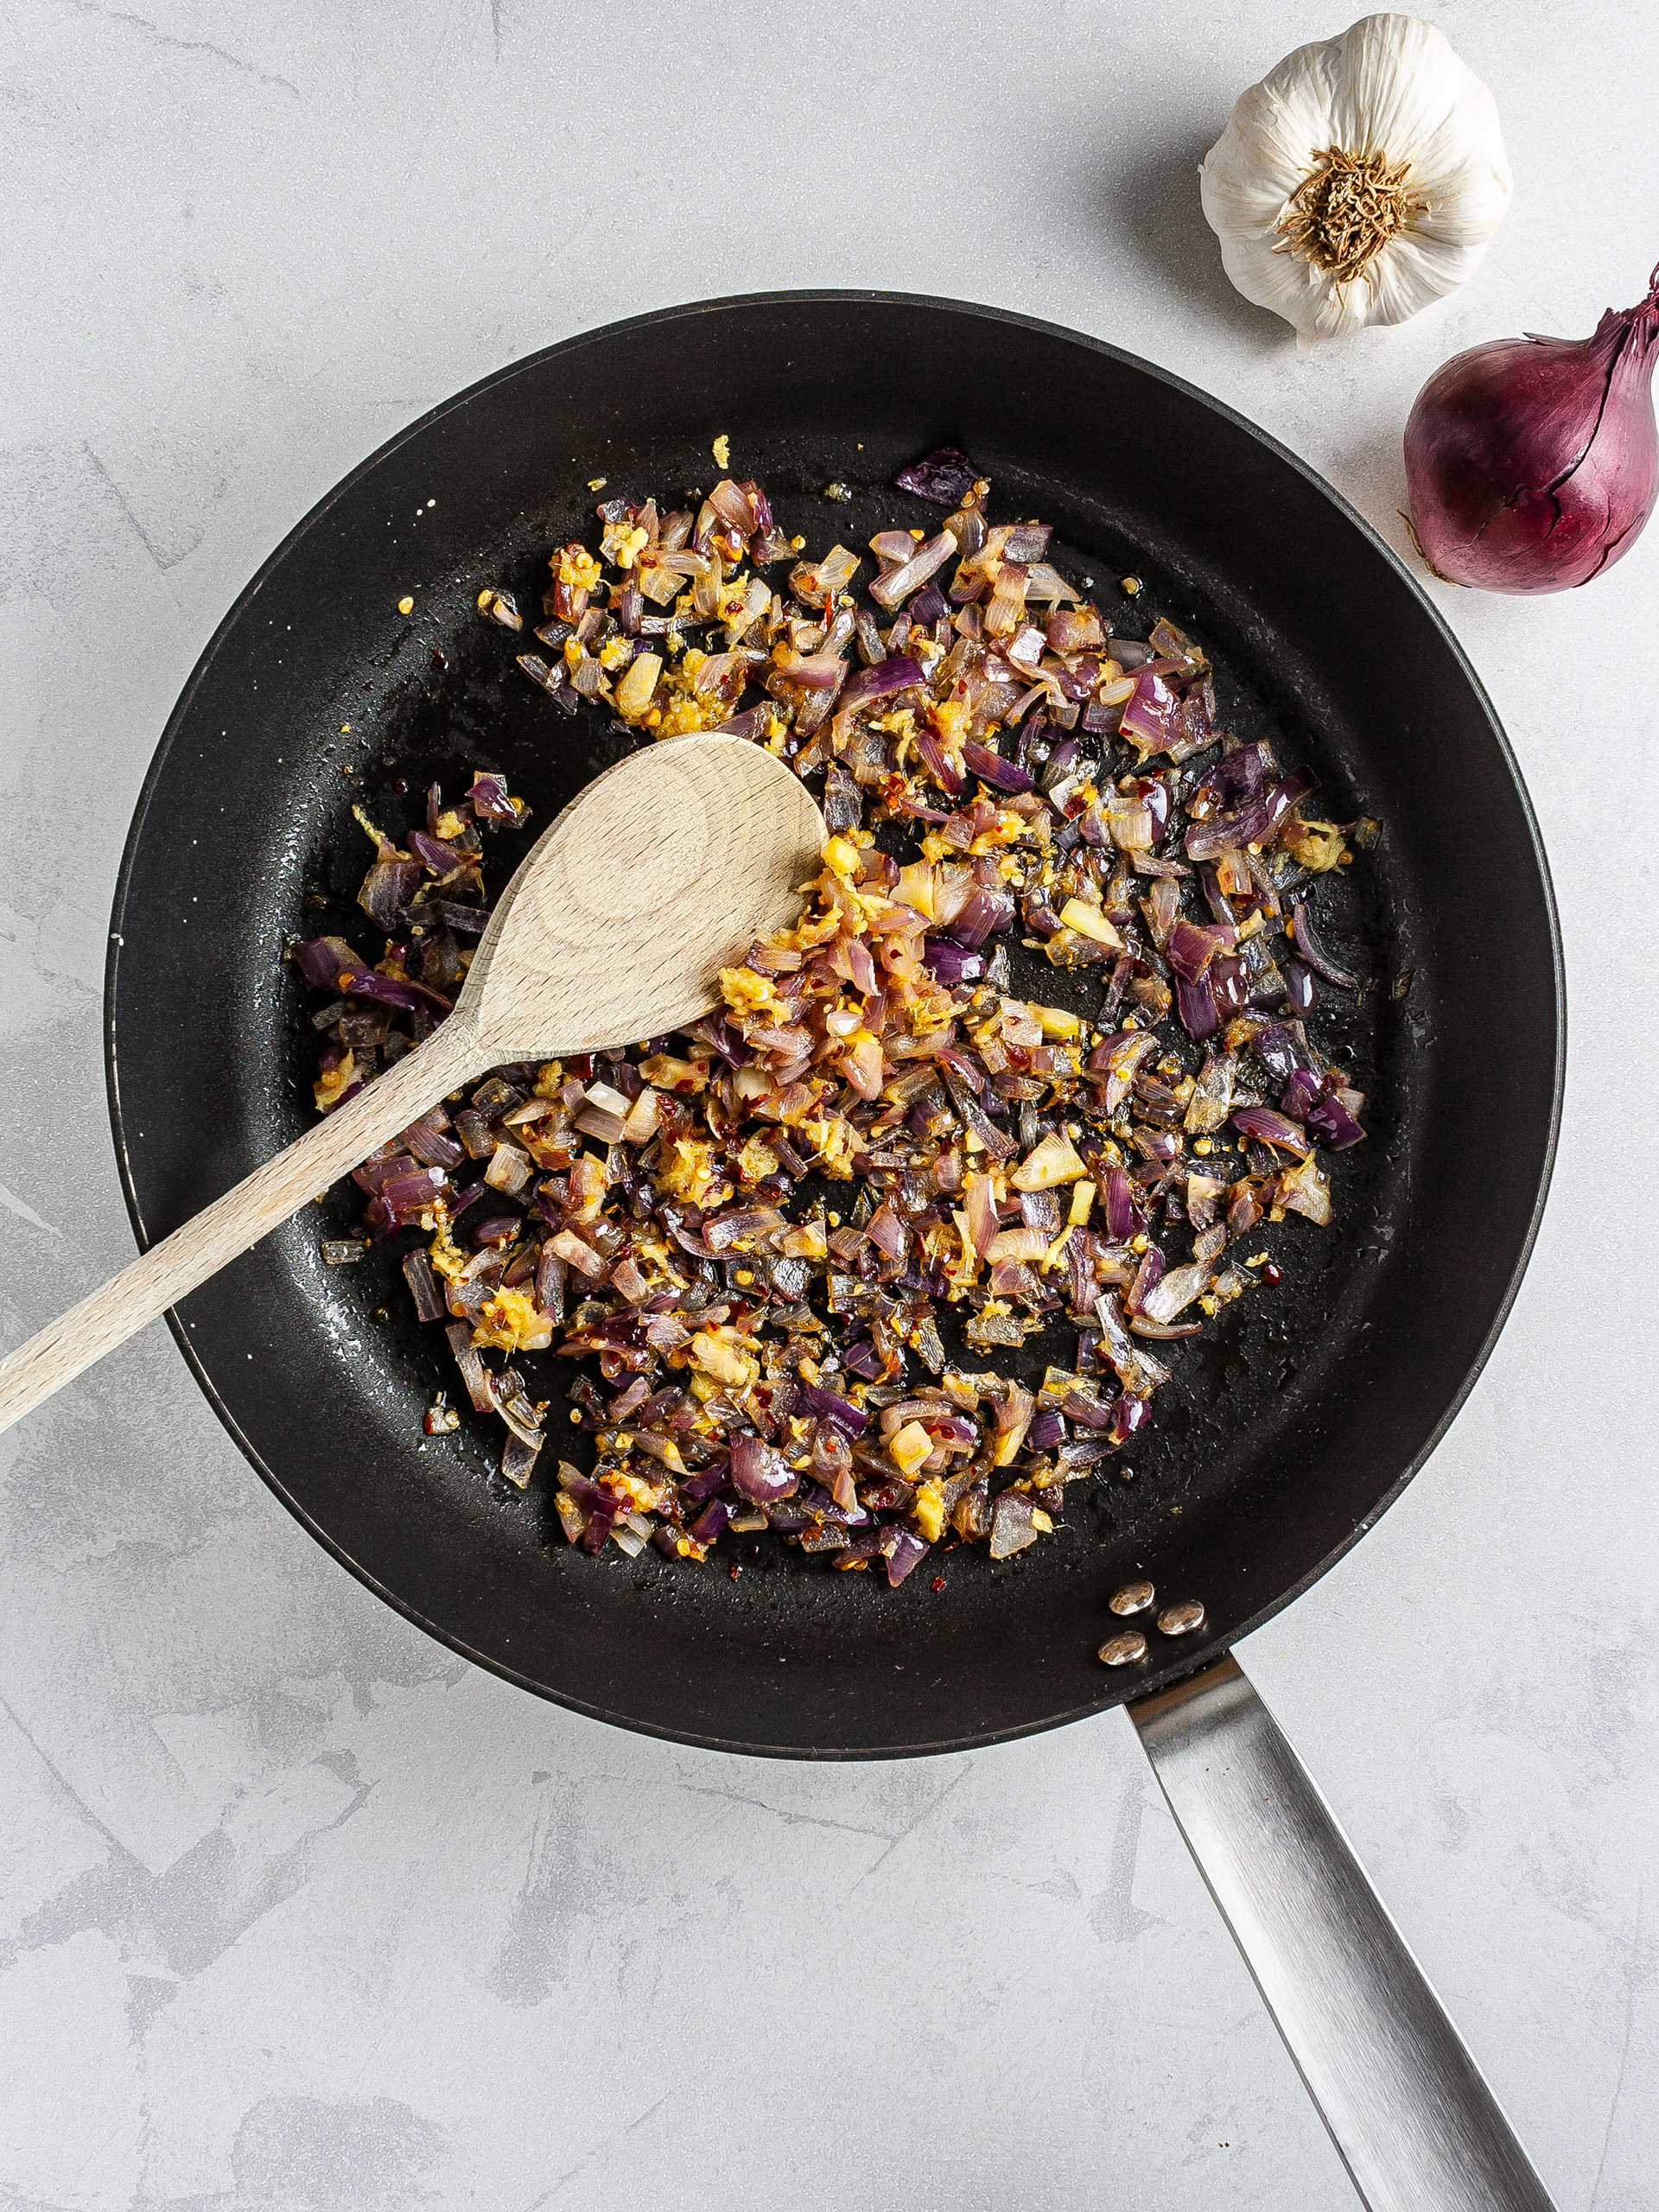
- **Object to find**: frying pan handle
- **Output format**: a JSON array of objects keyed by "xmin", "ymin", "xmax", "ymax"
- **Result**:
[{"xmin": 1130, "ymin": 1656, "xmax": 1554, "ymax": 2212}]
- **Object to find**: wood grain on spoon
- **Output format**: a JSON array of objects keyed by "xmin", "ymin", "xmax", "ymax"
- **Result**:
[{"xmin": 0, "ymin": 735, "xmax": 824, "ymax": 1434}]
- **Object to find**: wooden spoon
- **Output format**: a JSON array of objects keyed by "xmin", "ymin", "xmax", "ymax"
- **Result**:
[{"xmin": 0, "ymin": 734, "xmax": 823, "ymax": 1433}]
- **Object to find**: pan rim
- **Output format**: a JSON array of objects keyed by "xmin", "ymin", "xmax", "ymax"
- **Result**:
[{"xmin": 103, "ymin": 289, "xmax": 1567, "ymax": 1758}]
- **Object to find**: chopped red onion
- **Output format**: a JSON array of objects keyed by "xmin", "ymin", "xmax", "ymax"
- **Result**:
[
  {"xmin": 894, "ymin": 446, "xmax": 979, "ymax": 507},
  {"xmin": 1291, "ymin": 901, "xmax": 1363, "ymax": 991},
  {"xmin": 1174, "ymin": 973, "xmax": 1219, "ymax": 1040},
  {"xmin": 299, "ymin": 474, "xmax": 1372, "ymax": 1580},
  {"xmin": 1231, "ymin": 1107, "xmax": 1313, "ymax": 1156},
  {"xmin": 1305, "ymin": 1093, "xmax": 1367, "ymax": 1150},
  {"xmin": 836, "ymin": 654, "xmax": 924, "ymax": 718},
  {"xmin": 868, "ymin": 532, "xmax": 955, "ymax": 610}
]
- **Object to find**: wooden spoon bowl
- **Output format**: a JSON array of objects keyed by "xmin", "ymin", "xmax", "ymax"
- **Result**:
[{"xmin": 467, "ymin": 734, "xmax": 823, "ymax": 1058}]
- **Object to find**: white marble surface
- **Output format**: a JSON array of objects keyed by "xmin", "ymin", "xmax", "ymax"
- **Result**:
[{"xmin": 2, "ymin": 3, "xmax": 1655, "ymax": 2205}]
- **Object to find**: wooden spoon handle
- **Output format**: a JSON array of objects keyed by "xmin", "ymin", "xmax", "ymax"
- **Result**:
[{"xmin": 0, "ymin": 1019, "xmax": 480, "ymax": 1436}]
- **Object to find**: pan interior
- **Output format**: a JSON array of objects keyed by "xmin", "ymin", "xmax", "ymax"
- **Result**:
[{"xmin": 107, "ymin": 296, "xmax": 1561, "ymax": 1757}]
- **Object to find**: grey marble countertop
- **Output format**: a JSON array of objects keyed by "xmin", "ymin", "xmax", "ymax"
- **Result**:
[{"xmin": 2, "ymin": 5, "xmax": 1655, "ymax": 2207}]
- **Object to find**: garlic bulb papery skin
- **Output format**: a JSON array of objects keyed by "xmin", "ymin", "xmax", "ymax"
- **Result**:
[{"xmin": 1199, "ymin": 14, "xmax": 1512, "ymax": 342}]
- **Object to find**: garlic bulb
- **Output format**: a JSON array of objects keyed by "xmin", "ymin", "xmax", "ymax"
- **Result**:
[{"xmin": 1199, "ymin": 14, "xmax": 1512, "ymax": 342}]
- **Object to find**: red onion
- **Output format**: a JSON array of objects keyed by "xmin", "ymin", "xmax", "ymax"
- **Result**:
[{"xmin": 1404, "ymin": 264, "xmax": 1659, "ymax": 593}]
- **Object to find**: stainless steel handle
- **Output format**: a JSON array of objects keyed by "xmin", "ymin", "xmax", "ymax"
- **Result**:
[{"xmin": 1130, "ymin": 1656, "xmax": 1554, "ymax": 2212}]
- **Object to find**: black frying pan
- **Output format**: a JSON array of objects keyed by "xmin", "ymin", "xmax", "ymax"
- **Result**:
[{"xmin": 105, "ymin": 295, "xmax": 1563, "ymax": 2206}]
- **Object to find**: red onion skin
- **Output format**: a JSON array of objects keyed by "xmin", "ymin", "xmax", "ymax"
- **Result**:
[{"xmin": 1404, "ymin": 267, "xmax": 1659, "ymax": 594}]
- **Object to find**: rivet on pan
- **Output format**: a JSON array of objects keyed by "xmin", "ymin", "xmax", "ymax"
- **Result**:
[
  {"xmin": 1098, "ymin": 1631, "xmax": 1148, "ymax": 1667},
  {"xmin": 1109, "ymin": 1580, "xmax": 1155, "ymax": 1616},
  {"xmin": 1157, "ymin": 1600, "xmax": 1206, "ymax": 1637}
]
